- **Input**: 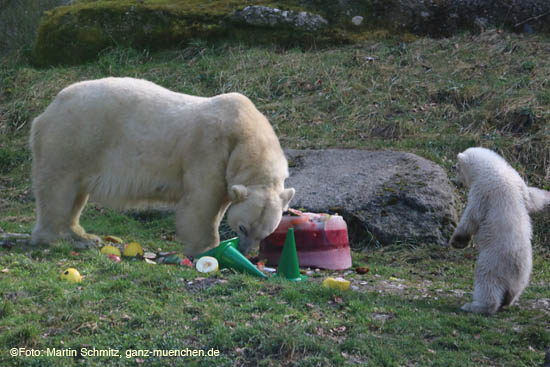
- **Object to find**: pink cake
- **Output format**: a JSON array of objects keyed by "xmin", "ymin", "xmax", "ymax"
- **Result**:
[{"xmin": 259, "ymin": 210, "xmax": 352, "ymax": 270}]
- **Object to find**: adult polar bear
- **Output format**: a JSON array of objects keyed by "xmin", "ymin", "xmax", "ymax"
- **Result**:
[
  {"xmin": 449, "ymin": 147, "xmax": 550, "ymax": 315},
  {"xmin": 30, "ymin": 77, "xmax": 295, "ymax": 256}
]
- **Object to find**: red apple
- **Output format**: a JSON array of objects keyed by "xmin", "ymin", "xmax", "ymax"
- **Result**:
[{"xmin": 108, "ymin": 254, "xmax": 121, "ymax": 263}]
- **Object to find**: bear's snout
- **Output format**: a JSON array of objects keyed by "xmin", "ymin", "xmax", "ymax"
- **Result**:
[{"xmin": 237, "ymin": 235, "xmax": 258, "ymax": 255}]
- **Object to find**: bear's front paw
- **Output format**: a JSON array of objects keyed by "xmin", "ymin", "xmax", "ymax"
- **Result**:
[{"xmin": 449, "ymin": 233, "xmax": 471, "ymax": 249}]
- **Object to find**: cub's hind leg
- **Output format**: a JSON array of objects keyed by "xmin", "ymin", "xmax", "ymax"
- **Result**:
[{"xmin": 461, "ymin": 272, "xmax": 504, "ymax": 315}]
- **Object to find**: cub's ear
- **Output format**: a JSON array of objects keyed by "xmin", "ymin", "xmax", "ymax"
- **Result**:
[
  {"xmin": 280, "ymin": 188, "xmax": 295, "ymax": 211},
  {"xmin": 230, "ymin": 185, "xmax": 249, "ymax": 202},
  {"xmin": 457, "ymin": 153, "xmax": 466, "ymax": 162}
]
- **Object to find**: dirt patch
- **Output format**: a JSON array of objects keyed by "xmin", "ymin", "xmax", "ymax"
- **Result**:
[
  {"xmin": 183, "ymin": 277, "xmax": 228, "ymax": 292},
  {"xmin": 522, "ymin": 298, "xmax": 550, "ymax": 314}
]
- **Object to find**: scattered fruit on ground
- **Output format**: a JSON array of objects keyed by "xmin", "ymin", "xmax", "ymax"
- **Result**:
[
  {"xmin": 180, "ymin": 257, "xmax": 193, "ymax": 267},
  {"xmin": 100, "ymin": 245, "xmax": 121, "ymax": 257},
  {"xmin": 355, "ymin": 266, "xmax": 369, "ymax": 274},
  {"xmin": 322, "ymin": 277, "xmax": 350, "ymax": 290},
  {"xmin": 196, "ymin": 256, "xmax": 219, "ymax": 274},
  {"xmin": 104, "ymin": 235, "xmax": 123, "ymax": 244},
  {"xmin": 143, "ymin": 252, "xmax": 157, "ymax": 260},
  {"xmin": 60, "ymin": 268, "xmax": 82, "ymax": 283},
  {"xmin": 256, "ymin": 261, "xmax": 265, "ymax": 271},
  {"xmin": 162, "ymin": 254, "xmax": 184, "ymax": 265},
  {"xmin": 123, "ymin": 242, "xmax": 144, "ymax": 257},
  {"xmin": 107, "ymin": 254, "xmax": 121, "ymax": 263}
]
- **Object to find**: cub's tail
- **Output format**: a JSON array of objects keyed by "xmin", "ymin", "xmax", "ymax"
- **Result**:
[{"xmin": 527, "ymin": 187, "xmax": 550, "ymax": 213}]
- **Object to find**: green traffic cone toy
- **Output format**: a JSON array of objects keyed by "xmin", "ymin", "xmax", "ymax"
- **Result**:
[
  {"xmin": 197, "ymin": 238, "xmax": 267, "ymax": 279},
  {"xmin": 273, "ymin": 228, "xmax": 307, "ymax": 281}
]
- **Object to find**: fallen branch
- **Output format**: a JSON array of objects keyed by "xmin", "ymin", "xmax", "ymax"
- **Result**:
[
  {"xmin": 514, "ymin": 10, "xmax": 550, "ymax": 27},
  {"xmin": 0, "ymin": 232, "xmax": 31, "ymax": 247}
]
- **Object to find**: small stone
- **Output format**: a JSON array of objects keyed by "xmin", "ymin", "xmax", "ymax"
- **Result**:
[
  {"xmin": 474, "ymin": 17, "xmax": 489, "ymax": 31},
  {"xmin": 231, "ymin": 5, "xmax": 328, "ymax": 32},
  {"xmin": 351, "ymin": 16, "xmax": 363, "ymax": 26},
  {"xmin": 523, "ymin": 24, "xmax": 534, "ymax": 34}
]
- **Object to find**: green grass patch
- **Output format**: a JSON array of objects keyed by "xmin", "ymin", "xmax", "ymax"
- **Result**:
[{"xmin": 1, "ymin": 239, "xmax": 548, "ymax": 366}]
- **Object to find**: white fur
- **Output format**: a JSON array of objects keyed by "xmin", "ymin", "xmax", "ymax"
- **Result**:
[
  {"xmin": 449, "ymin": 147, "xmax": 550, "ymax": 315},
  {"xmin": 30, "ymin": 77, "xmax": 295, "ymax": 255}
]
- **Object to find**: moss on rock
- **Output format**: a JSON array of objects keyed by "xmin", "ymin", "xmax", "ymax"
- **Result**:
[
  {"xmin": 32, "ymin": 0, "xmax": 550, "ymax": 66},
  {"xmin": 32, "ymin": 0, "xmax": 405, "ymax": 66},
  {"xmin": 33, "ymin": 1, "xmax": 230, "ymax": 65}
]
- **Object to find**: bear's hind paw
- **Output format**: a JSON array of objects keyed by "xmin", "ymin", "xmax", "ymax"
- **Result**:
[
  {"xmin": 461, "ymin": 302, "xmax": 498, "ymax": 315},
  {"xmin": 72, "ymin": 239, "xmax": 101, "ymax": 249},
  {"xmin": 70, "ymin": 232, "xmax": 101, "ymax": 249}
]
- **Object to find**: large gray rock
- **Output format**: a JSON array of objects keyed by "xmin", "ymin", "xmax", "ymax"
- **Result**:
[
  {"xmin": 284, "ymin": 149, "xmax": 458, "ymax": 248},
  {"xmin": 231, "ymin": 6, "xmax": 328, "ymax": 32}
]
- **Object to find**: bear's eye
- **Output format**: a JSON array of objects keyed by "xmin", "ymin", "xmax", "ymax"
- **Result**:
[{"xmin": 239, "ymin": 225, "xmax": 248, "ymax": 236}]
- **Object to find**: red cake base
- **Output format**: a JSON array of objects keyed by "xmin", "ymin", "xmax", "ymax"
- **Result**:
[{"xmin": 259, "ymin": 211, "xmax": 352, "ymax": 270}]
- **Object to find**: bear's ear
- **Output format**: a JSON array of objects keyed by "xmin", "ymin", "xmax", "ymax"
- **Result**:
[
  {"xmin": 457, "ymin": 153, "xmax": 466, "ymax": 163},
  {"xmin": 230, "ymin": 185, "xmax": 249, "ymax": 202},
  {"xmin": 280, "ymin": 188, "xmax": 295, "ymax": 211}
]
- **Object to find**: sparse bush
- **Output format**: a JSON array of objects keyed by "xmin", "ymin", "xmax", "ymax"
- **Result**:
[{"xmin": 0, "ymin": 0, "xmax": 70, "ymax": 55}]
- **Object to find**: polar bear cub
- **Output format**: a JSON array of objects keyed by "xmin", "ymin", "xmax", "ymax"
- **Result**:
[
  {"xmin": 449, "ymin": 147, "xmax": 550, "ymax": 315},
  {"xmin": 30, "ymin": 77, "xmax": 295, "ymax": 256}
]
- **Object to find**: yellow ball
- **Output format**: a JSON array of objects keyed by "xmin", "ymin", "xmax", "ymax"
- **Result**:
[
  {"xmin": 123, "ymin": 242, "xmax": 144, "ymax": 257},
  {"xmin": 100, "ymin": 245, "xmax": 121, "ymax": 257},
  {"xmin": 60, "ymin": 268, "xmax": 82, "ymax": 283}
]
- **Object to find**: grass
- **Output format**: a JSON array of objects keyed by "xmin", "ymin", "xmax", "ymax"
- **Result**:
[{"xmin": 1, "ymin": 30, "xmax": 550, "ymax": 366}]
